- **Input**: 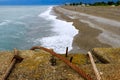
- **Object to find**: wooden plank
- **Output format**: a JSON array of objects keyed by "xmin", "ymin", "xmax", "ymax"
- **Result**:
[
  {"xmin": 2, "ymin": 49, "xmax": 18, "ymax": 80},
  {"xmin": 2, "ymin": 49, "xmax": 23, "ymax": 80},
  {"xmin": 88, "ymin": 51, "xmax": 101, "ymax": 80}
]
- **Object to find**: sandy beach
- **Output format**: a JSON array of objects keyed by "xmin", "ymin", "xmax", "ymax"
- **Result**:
[{"xmin": 53, "ymin": 6, "xmax": 120, "ymax": 53}]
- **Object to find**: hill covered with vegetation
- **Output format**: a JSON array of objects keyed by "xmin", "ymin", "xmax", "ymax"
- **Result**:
[{"xmin": 65, "ymin": 0, "xmax": 120, "ymax": 6}]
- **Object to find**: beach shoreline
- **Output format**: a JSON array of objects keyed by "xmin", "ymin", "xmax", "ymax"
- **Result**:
[{"xmin": 52, "ymin": 6, "xmax": 120, "ymax": 53}]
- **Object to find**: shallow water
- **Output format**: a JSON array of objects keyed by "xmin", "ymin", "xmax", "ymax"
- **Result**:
[{"xmin": 0, "ymin": 6, "xmax": 78, "ymax": 53}]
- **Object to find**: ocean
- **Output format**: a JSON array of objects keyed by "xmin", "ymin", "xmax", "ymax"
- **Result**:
[{"xmin": 0, "ymin": 6, "xmax": 78, "ymax": 53}]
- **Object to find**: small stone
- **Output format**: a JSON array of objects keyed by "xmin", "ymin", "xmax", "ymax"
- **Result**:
[
  {"xmin": 53, "ymin": 69, "xmax": 56, "ymax": 73},
  {"xmin": 64, "ymin": 70, "xmax": 67, "ymax": 72},
  {"xmin": 68, "ymin": 74, "xmax": 72, "ymax": 76},
  {"xmin": 100, "ymin": 72, "xmax": 103, "ymax": 75}
]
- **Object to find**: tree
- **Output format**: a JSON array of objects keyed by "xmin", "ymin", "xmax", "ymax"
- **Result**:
[
  {"xmin": 79, "ymin": 2, "xmax": 82, "ymax": 5},
  {"xmin": 107, "ymin": 1, "xmax": 114, "ymax": 5},
  {"xmin": 92, "ymin": 2, "xmax": 107, "ymax": 6},
  {"xmin": 72, "ymin": 3, "xmax": 76, "ymax": 6},
  {"xmin": 116, "ymin": 0, "xmax": 120, "ymax": 6}
]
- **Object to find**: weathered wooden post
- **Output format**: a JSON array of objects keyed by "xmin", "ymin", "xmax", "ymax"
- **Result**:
[
  {"xmin": 65, "ymin": 47, "xmax": 68, "ymax": 57},
  {"xmin": 70, "ymin": 56, "xmax": 73, "ymax": 62}
]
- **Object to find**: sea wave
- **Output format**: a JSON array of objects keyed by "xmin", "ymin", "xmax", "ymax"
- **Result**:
[
  {"xmin": 38, "ymin": 6, "xmax": 78, "ymax": 53},
  {"xmin": 0, "ymin": 20, "xmax": 11, "ymax": 26}
]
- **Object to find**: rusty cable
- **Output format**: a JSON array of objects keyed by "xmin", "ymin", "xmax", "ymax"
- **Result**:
[{"xmin": 30, "ymin": 46, "xmax": 93, "ymax": 80}]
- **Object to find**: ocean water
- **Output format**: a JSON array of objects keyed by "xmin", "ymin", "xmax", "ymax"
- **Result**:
[{"xmin": 0, "ymin": 6, "xmax": 78, "ymax": 53}]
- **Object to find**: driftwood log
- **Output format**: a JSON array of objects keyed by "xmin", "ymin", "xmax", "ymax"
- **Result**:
[
  {"xmin": 2, "ymin": 49, "xmax": 23, "ymax": 80},
  {"xmin": 88, "ymin": 52, "xmax": 101, "ymax": 80}
]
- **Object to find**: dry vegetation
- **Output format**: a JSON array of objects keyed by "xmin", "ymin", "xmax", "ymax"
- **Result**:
[
  {"xmin": 0, "ymin": 50, "xmax": 89, "ymax": 80},
  {"xmin": 0, "ymin": 48, "xmax": 120, "ymax": 80},
  {"xmin": 92, "ymin": 48, "xmax": 120, "ymax": 80}
]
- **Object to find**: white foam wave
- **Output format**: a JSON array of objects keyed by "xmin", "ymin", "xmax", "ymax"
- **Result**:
[
  {"xmin": 35, "ymin": 35, "xmax": 73, "ymax": 53},
  {"xmin": 14, "ymin": 21, "xmax": 28, "ymax": 27},
  {"xmin": 19, "ymin": 15, "xmax": 32, "ymax": 19},
  {"xmin": 0, "ymin": 20, "xmax": 11, "ymax": 26},
  {"xmin": 0, "ymin": 20, "xmax": 27, "ymax": 28},
  {"xmin": 38, "ymin": 7, "xmax": 78, "ymax": 53},
  {"xmin": 39, "ymin": 7, "xmax": 56, "ymax": 20}
]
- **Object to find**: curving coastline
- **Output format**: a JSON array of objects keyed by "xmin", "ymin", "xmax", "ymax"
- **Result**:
[{"xmin": 53, "ymin": 6, "xmax": 117, "ymax": 53}]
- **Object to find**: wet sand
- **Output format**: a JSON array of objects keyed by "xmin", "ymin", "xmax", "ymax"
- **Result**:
[{"xmin": 53, "ymin": 6, "xmax": 120, "ymax": 53}]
